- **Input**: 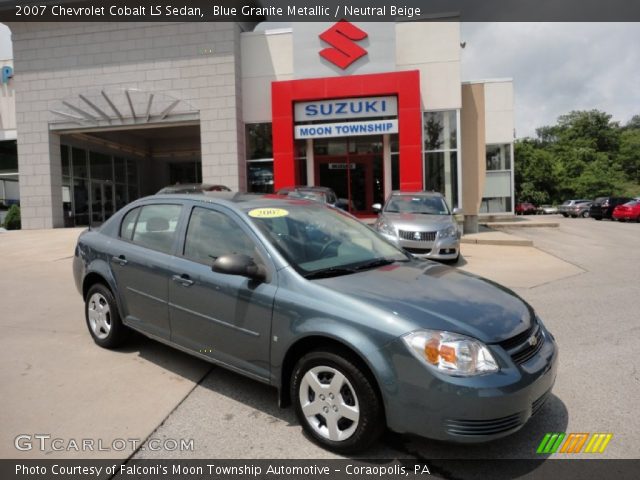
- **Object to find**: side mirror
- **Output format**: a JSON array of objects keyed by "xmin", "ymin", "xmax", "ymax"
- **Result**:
[
  {"xmin": 372, "ymin": 203, "xmax": 382, "ymax": 213},
  {"xmin": 213, "ymin": 254, "xmax": 266, "ymax": 282},
  {"xmin": 452, "ymin": 207, "xmax": 463, "ymax": 215}
]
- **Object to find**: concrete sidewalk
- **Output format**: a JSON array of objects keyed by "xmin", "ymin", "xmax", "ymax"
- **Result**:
[
  {"xmin": 461, "ymin": 230, "xmax": 533, "ymax": 247},
  {"xmin": 0, "ymin": 229, "xmax": 211, "ymax": 459}
]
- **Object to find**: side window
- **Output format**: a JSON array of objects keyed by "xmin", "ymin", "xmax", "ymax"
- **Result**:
[
  {"xmin": 131, "ymin": 204, "xmax": 182, "ymax": 254},
  {"xmin": 184, "ymin": 207, "xmax": 257, "ymax": 265},
  {"xmin": 120, "ymin": 207, "xmax": 140, "ymax": 240}
]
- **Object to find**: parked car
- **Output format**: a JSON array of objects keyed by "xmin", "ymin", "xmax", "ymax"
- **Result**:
[
  {"xmin": 537, "ymin": 205, "xmax": 558, "ymax": 215},
  {"xmin": 589, "ymin": 196, "xmax": 632, "ymax": 220},
  {"xmin": 73, "ymin": 193, "xmax": 557, "ymax": 453},
  {"xmin": 612, "ymin": 200, "xmax": 640, "ymax": 222},
  {"xmin": 372, "ymin": 191, "xmax": 461, "ymax": 263},
  {"xmin": 567, "ymin": 201, "xmax": 592, "ymax": 218},
  {"xmin": 157, "ymin": 183, "xmax": 231, "ymax": 194},
  {"xmin": 276, "ymin": 186, "xmax": 344, "ymax": 209},
  {"xmin": 515, "ymin": 202, "xmax": 537, "ymax": 215},
  {"xmin": 558, "ymin": 199, "xmax": 591, "ymax": 217}
]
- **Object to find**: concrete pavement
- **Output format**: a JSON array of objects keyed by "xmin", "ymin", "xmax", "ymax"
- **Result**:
[{"xmin": 0, "ymin": 229, "xmax": 211, "ymax": 459}]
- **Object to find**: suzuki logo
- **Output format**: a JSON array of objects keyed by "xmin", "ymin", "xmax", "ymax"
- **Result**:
[
  {"xmin": 319, "ymin": 20, "xmax": 368, "ymax": 69},
  {"xmin": 528, "ymin": 335, "xmax": 538, "ymax": 347}
]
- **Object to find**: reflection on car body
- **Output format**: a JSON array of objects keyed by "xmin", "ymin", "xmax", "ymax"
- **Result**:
[{"xmin": 73, "ymin": 193, "xmax": 558, "ymax": 453}]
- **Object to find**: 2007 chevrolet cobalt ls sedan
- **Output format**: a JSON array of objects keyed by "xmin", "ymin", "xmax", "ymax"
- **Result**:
[{"xmin": 73, "ymin": 193, "xmax": 558, "ymax": 453}]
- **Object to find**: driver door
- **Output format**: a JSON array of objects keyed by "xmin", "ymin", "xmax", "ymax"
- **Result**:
[{"xmin": 168, "ymin": 205, "xmax": 276, "ymax": 381}]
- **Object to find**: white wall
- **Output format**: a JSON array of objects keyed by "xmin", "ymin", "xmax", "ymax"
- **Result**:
[
  {"xmin": 241, "ymin": 30, "xmax": 293, "ymax": 123},
  {"xmin": 484, "ymin": 81, "xmax": 514, "ymax": 144},
  {"xmin": 395, "ymin": 22, "xmax": 461, "ymax": 110},
  {"xmin": 0, "ymin": 58, "xmax": 16, "ymax": 137}
]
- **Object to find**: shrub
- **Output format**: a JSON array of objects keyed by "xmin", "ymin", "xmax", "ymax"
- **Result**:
[{"xmin": 4, "ymin": 204, "xmax": 21, "ymax": 230}]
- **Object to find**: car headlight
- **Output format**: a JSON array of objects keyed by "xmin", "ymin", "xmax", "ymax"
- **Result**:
[
  {"xmin": 402, "ymin": 330, "xmax": 499, "ymax": 376},
  {"xmin": 439, "ymin": 224, "xmax": 458, "ymax": 239},
  {"xmin": 375, "ymin": 219, "xmax": 397, "ymax": 237}
]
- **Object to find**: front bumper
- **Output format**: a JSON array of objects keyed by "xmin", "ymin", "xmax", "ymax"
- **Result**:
[
  {"xmin": 380, "ymin": 232, "xmax": 460, "ymax": 260},
  {"xmin": 380, "ymin": 324, "xmax": 558, "ymax": 442}
]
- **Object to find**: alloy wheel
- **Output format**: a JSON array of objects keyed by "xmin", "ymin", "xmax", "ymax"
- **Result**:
[
  {"xmin": 87, "ymin": 293, "xmax": 111, "ymax": 340},
  {"xmin": 298, "ymin": 365, "xmax": 360, "ymax": 442}
]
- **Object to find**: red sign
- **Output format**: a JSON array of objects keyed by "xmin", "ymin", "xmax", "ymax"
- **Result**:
[{"xmin": 319, "ymin": 20, "xmax": 368, "ymax": 69}]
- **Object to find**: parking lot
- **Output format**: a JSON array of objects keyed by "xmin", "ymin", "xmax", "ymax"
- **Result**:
[{"xmin": 1, "ymin": 216, "xmax": 638, "ymax": 463}]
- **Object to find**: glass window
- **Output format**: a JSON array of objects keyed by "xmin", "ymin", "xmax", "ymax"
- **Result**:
[
  {"xmin": 127, "ymin": 159, "xmax": 137, "ymax": 186},
  {"xmin": 486, "ymin": 144, "xmax": 512, "ymax": 171},
  {"xmin": 90, "ymin": 151, "xmax": 112, "ymax": 181},
  {"xmin": 115, "ymin": 184, "xmax": 128, "ymax": 212},
  {"xmin": 480, "ymin": 197, "xmax": 513, "ymax": 213},
  {"xmin": 131, "ymin": 204, "xmax": 182, "ymax": 254},
  {"xmin": 246, "ymin": 123, "xmax": 273, "ymax": 160},
  {"xmin": 114, "ymin": 157, "xmax": 126, "ymax": 183},
  {"xmin": 120, "ymin": 207, "xmax": 140, "ymax": 240},
  {"xmin": 424, "ymin": 151, "xmax": 458, "ymax": 207},
  {"xmin": 184, "ymin": 207, "xmax": 257, "ymax": 265},
  {"xmin": 247, "ymin": 161, "xmax": 274, "ymax": 193},
  {"xmin": 424, "ymin": 111, "xmax": 457, "ymax": 151},
  {"xmin": 61, "ymin": 145, "xmax": 70, "ymax": 177},
  {"xmin": 72, "ymin": 148, "xmax": 88, "ymax": 179}
]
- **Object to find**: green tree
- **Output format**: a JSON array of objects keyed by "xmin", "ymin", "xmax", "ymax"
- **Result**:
[{"xmin": 618, "ymin": 128, "xmax": 640, "ymax": 182}]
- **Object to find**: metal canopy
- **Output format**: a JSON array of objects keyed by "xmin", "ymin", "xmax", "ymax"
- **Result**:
[{"xmin": 49, "ymin": 89, "xmax": 199, "ymax": 131}]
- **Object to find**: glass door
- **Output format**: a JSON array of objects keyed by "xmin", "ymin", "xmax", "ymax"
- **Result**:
[
  {"xmin": 89, "ymin": 181, "xmax": 115, "ymax": 226},
  {"xmin": 314, "ymin": 136, "xmax": 384, "ymax": 215}
]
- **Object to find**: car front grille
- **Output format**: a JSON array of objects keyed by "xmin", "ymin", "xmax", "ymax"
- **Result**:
[
  {"xmin": 498, "ymin": 317, "xmax": 545, "ymax": 365},
  {"xmin": 445, "ymin": 411, "xmax": 525, "ymax": 436},
  {"xmin": 404, "ymin": 247, "xmax": 432, "ymax": 254},
  {"xmin": 398, "ymin": 230, "xmax": 437, "ymax": 242}
]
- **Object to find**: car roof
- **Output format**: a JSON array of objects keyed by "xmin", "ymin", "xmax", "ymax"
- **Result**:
[
  {"xmin": 278, "ymin": 185, "xmax": 334, "ymax": 193},
  {"xmin": 150, "ymin": 192, "xmax": 318, "ymax": 211},
  {"xmin": 389, "ymin": 190, "xmax": 444, "ymax": 197}
]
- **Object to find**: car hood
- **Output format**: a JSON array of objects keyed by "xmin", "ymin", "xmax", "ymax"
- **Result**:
[
  {"xmin": 316, "ymin": 260, "xmax": 532, "ymax": 344},
  {"xmin": 381, "ymin": 212, "xmax": 454, "ymax": 231}
]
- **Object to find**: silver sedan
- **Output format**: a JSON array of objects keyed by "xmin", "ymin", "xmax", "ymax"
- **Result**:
[{"xmin": 373, "ymin": 191, "xmax": 461, "ymax": 263}]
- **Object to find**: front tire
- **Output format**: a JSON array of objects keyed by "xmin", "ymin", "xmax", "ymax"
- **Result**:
[
  {"xmin": 291, "ymin": 349, "xmax": 384, "ymax": 453},
  {"xmin": 85, "ymin": 283, "xmax": 128, "ymax": 349}
]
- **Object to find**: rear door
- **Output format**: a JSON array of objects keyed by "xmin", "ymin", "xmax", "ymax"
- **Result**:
[
  {"xmin": 111, "ymin": 203, "xmax": 183, "ymax": 341},
  {"xmin": 168, "ymin": 205, "xmax": 277, "ymax": 381}
]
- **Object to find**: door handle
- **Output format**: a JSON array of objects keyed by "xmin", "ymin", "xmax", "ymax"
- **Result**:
[
  {"xmin": 112, "ymin": 255, "xmax": 128, "ymax": 266},
  {"xmin": 172, "ymin": 274, "xmax": 194, "ymax": 287}
]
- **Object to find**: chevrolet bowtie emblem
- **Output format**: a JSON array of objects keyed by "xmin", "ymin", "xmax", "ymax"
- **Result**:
[{"xmin": 319, "ymin": 20, "xmax": 368, "ymax": 69}]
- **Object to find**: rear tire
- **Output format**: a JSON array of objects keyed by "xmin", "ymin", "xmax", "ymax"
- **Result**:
[
  {"xmin": 291, "ymin": 349, "xmax": 384, "ymax": 453},
  {"xmin": 581, "ymin": 211, "xmax": 589, "ymax": 218},
  {"xmin": 85, "ymin": 283, "xmax": 128, "ymax": 349}
]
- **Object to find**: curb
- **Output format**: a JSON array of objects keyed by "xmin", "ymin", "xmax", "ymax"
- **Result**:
[
  {"xmin": 461, "ymin": 237, "xmax": 534, "ymax": 247},
  {"xmin": 481, "ymin": 222, "xmax": 559, "ymax": 229}
]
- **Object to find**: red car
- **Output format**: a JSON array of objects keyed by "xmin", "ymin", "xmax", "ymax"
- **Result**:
[
  {"xmin": 515, "ymin": 202, "xmax": 537, "ymax": 215},
  {"xmin": 612, "ymin": 200, "xmax": 640, "ymax": 222}
]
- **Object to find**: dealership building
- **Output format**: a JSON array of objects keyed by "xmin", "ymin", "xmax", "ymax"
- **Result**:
[{"xmin": 3, "ymin": 19, "xmax": 514, "ymax": 229}]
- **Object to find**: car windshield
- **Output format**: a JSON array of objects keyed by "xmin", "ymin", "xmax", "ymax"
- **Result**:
[
  {"xmin": 288, "ymin": 190, "xmax": 326, "ymax": 203},
  {"xmin": 384, "ymin": 195, "xmax": 450, "ymax": 215},
  {"xmin": 623, "ymin": 201, "xmax": 638, "ymax": 207},
  {"xmin": 246, "ymin": 204, "xmax": 408, "ymax": 278}
]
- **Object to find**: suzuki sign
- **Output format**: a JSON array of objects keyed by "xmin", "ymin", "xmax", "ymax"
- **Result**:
[
  {"xmin": 294, "ymin": 96, "xmax": 397, "ymax": 122},
  {"xmin": 292, "ymin": 23, "xmax": 395, "ymax": 79},
  {"xmin": 319, "ymin": 20, "xmax": 368, "ymax": 69}
]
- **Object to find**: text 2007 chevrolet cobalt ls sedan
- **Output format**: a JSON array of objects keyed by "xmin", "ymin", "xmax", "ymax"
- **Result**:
[{"xmin": 73, "ymin": 193, "xmax": 558, "ymax": 453}]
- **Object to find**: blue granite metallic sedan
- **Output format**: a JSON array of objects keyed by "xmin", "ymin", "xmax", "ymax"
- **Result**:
[{"xmin": 73, "ymin": 193, "xmax": 558, "ymax": 453}]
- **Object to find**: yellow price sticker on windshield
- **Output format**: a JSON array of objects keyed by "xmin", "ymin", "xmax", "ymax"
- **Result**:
[{"xmin": 248, "ymin": 208, "xmax": 289, "ymax": 218}]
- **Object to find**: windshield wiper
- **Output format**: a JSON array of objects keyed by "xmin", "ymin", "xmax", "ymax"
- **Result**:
[
  {"xmin": 353, "ymin": 257, "xmax": 406, "ymax": 271},
  {"xmin": 303, "ymin": 266, "xmax": 357, "ymax": 279}
]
